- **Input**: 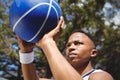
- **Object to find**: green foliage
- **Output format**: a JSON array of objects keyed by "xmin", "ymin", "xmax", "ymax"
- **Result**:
[
  {"xmin": 0, "ymin": 0, "xmax": 120, "ymax": 80},
  {"xmin": 59, "ymin": 0, "xmax": 120, "ymax": 80}
]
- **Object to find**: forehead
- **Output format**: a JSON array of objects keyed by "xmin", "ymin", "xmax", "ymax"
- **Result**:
[{"xmin": 68, "ymin": 32, "xmax": 89, "ymax": 42}]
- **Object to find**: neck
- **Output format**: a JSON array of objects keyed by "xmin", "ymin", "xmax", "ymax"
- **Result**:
[{"xmin": 74, "ymin": 61, "xmax": 93, "ymax": 76}]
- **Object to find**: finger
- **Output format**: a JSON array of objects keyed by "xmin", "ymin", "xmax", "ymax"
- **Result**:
[
  {"xmin": 16, "ymin": 35, "xmax": 22, "ymax": 44},
  {"xmin": 58, "ymin": 16, "xmax": 64, "ymax": 30},
  {"xmin": 60, "ymin": 17, "xmax": 64, "ymax": 30},
  {"xmin": 49, "ymin": 16, "xmax": 64, "ymax": 36},
  {"xmin": 45, "ymin": 17, "xmax": 63, "ymax": 36}
]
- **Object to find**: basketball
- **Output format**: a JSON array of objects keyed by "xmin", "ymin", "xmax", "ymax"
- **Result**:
[{"xmin": 9, "ymin": 0, "xmax": 62, "ymax": 43}]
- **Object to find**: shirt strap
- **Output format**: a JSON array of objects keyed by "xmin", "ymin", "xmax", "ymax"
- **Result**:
[{"xmin": 82, "ymin": 69, "xmax": 95, "ymax": 78}]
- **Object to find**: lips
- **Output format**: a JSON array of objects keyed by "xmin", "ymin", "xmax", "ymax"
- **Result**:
[{"xmin": 68, "ymin": 52, "xmax": 77, "ymax": 58}]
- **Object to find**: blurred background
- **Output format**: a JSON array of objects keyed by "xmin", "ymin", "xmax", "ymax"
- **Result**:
[{"xmin": 0, "ymin": 0, "xmax": 120, "ymax": 80}]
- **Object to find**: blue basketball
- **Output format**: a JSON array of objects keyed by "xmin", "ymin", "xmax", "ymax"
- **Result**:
[{"xmin": 9, "ymin": 0, "xmax": 62, "ymax": 43}]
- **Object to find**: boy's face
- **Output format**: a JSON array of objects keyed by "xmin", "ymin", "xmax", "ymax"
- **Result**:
[{"xmin": 66, "ymin": 32, "xmax": 97, "ymax": 67}]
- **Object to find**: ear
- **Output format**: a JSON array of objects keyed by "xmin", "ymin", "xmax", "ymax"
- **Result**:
[{"xmin": 90, "ymin": 48, "xmax": 97, "ymax": 58}]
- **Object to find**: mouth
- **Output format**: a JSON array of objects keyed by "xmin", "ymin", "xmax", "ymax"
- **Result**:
[{"xmin": 68, "ymin": 52, "xmax": 77, "ymax": 59}]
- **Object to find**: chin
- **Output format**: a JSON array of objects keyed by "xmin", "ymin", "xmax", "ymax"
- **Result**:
[
  {"xmin": 69, "ymin": 59, "xmax": 78, "ymax": 65},
  {"xmin": 68, "ymin": 59, "xmax": 81, "ymax": 67}
]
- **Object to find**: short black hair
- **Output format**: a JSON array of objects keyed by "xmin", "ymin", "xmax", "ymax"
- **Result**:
[{"xmin": 70, "ymin": 29, "xmax": 96, "ymax": 47}]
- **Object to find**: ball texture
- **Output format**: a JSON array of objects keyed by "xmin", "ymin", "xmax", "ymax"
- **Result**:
[{"xmin": 9, "ymin": 0, "xmax": 62, "ymax": 43}]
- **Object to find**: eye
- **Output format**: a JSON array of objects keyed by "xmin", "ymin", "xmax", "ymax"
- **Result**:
[
  {"xmin": 66, "ymin": 43, "xmax": 71, "ymax": 47},
  {"xmin": 74, "ymin": 41, "xmax": 83, "ymax": 46}
]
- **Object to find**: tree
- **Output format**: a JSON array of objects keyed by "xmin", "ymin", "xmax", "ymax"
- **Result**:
[
  {"xmin": 59, "ymin": 0, "xmax": 120, "ymax": 80},
  {"xmin": 0, "ymin": 0, "xmax": 120, "ymax": 80}
]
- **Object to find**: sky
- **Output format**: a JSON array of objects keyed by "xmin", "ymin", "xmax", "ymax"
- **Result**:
[{"xmin": 103, "ymin": 1, "xmax": 120, "ymax": 26}]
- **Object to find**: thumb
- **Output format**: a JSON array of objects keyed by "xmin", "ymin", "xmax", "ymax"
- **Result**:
[{"xmin": 49, "ymin": 16, "xmax": 64, "ymax": 37}]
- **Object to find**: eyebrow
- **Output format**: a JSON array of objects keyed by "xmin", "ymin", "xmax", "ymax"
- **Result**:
[
  {"xmin": 68, "ymin": 40, "xmax": 83, "ymax": 43},
  {"xmin": 66, "ymin": 40, "xmax": 84, "ymax": 46}
]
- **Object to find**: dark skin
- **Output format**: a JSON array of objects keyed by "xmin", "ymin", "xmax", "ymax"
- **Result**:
[
  {"xmin": 17, "ymin": 16, "xmax": 113, "ymax": 80},
  {"xmin": 17, "ymin": 36, "xmax": 39, "ymax": 80},
  {"xmin": 17, "ymin": 36, "xmax": 35, "ymax": 53}
]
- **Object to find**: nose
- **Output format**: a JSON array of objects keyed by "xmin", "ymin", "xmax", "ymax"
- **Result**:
[{"xmin": 67, "ymin": 43, "xmax": 75, "ymax": 52}]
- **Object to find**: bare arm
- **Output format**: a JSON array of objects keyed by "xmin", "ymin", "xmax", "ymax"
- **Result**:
[
  {"xmin": 17, "ymin": 37, "xmax": 40, "ymax": 80},
  {"xmin": 21, "ymin": 63, "xmax": 39, "ymax": 80},
  {"xmin": 40, "ymin": 40, "xmax": 82, "ymax": 80},
  {"xmin": 36, "ymin": 17, "xmax": 83, "ymax": 80}
]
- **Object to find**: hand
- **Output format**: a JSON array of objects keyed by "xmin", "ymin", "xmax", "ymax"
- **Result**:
[
  {"xmin": 17, "ymin": 36, "xmax": 35, "ymax": 53},
  {"xmin": 36, "ymin": 16, "xmax": 64, "ymax": 48}
]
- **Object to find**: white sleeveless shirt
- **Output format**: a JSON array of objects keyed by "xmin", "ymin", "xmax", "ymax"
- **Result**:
[
  {"xmin": 50, "ymin": 69, "xmax": 103, "ymax": 80},
  {"xmin": 82, "ymin": 69, "xmax": 103, "ymax": 80}
]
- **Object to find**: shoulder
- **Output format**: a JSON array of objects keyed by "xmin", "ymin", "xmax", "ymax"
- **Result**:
[{"xmin": 89, "ymin": 70, "xmax": 114, "ymax": 80}]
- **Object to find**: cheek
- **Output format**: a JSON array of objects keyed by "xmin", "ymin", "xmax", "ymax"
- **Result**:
[
  {"xmin": 76, "ymin": 49, "xmax": 91, "ymax": 63},
  {"xmin": 65, "ymin": 49, "xmax": 69, "ymax": 56},
  {"xmin": 77, "ymin": 48, "xmax": 91, "ymax": 58}
]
